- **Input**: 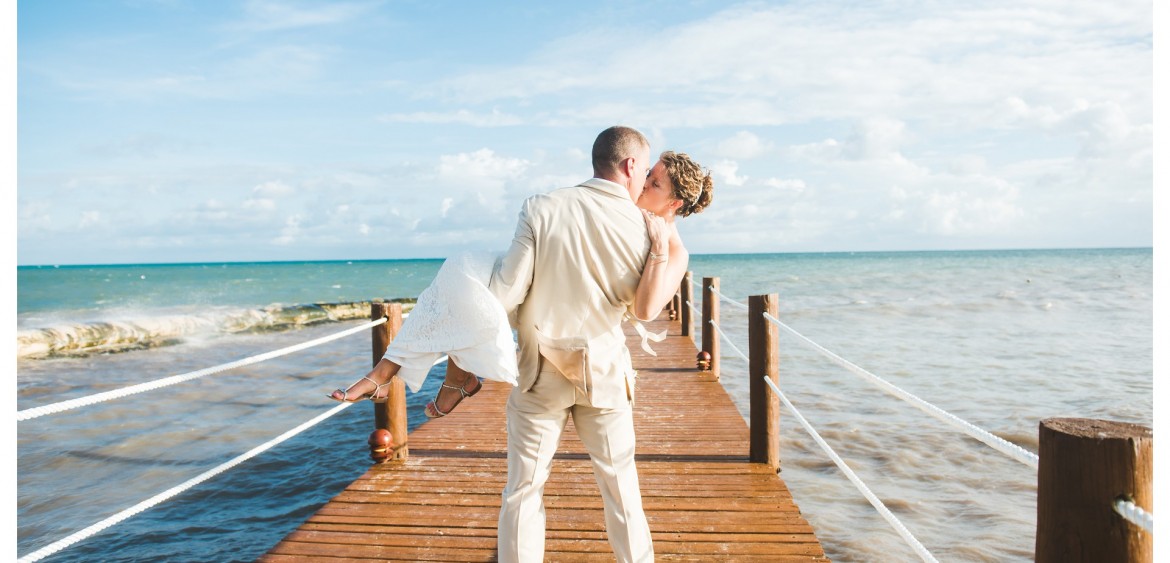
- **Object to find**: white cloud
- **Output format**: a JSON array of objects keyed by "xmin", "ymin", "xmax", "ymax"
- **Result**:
[
  {"xmin": 417, "ymin": 1, "xmax": 1148, "ymax": 133},
  {"xmin": 764, "ymin": 178, "xmax": 806, "ymax": 193},
  {"xmin": 709, "ymin": 159, "xmax": 748, "ymax": 187},
  {"xmin": 18, "ymin": 201, "xmax": 54, "ymax": 233},
  {"xmin": 436, "ymin": 148, "xmax": 530, "ymax": 184},
  {"xmin": 770, "ymin": 126, "xmax": 1033, "ymax": 242},
  {"xmin": 544, "ymin": 98, "xmax": 793, "ymax": 128},
  {"xmin": 563, "ymin": 148, "xmax": 589, "ymax": 165},
  {"xmin": 61, "ymin": 74, "xmax": 209, "ymax": 100},
  {"xmin": 230, "ymin": 0, "xmax": 379, "ymax": 32},
  {"xmin": 715, "ymin": 131, "xmax": 775, "ymax": 160},
  {"xmin": 362, "ymin": 148, "xmax": 541, "ymax": 242},
  {"xmin": 841, "ymin": 117, "xmax": 908, "ymax": 161},
  {"xmin": 243, "ymin": 183, "xmax": 293, "ymax": 212},
  {"xmin": 378, "ymin": 109, "xmax": 525, "ymax": 127},
  {"xmin": 782, "ymin": 139, "xmax": 831, "ymax": 163},
  {"xmin": 996, "ymin": 97, "xmax": 1150, "ymax": 158},
  {"xmin": 940, "ymin": 155, "xmax": 988, "ymax": 175},
  {"xmin": 787, "ymin": 118, "xmax": 912, "ymax": 164},
  {"xmin": 243, "ymin": 198, "xmax": 276, "ymax": 211},
  {"xmin": 527, "ymin": 173, "xmax": 587, "ymax": 193},
  {"xmin": 219, "ymin": 45, "xmax": 327, "ymax": 94},
  {"xmin": 253, "ymin": 180, "xmax": 294, "ymax": 197},
  {"xmin": 739, "ymin": 204, "xmax": 762, "ymax": 217},
  {"xmin": 56, "ymin": 45, "xmax": 331, "ymax": 101},
  {"xmin": 78, "ymin": 211, "xmax": 103, "ymax": 229},
  {"xmin": 920, "ymin": 180, "xmax": 1024, "ymax": 236},
  {"xmin": 273, "ymin": 214, "xmax": 303, "ymax": 245},
  {"xmin": 81, "ymin": 133, "xmax": 196, "ymax": 159}
]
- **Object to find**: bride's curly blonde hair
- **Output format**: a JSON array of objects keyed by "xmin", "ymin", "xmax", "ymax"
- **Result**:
[{"xmin": 660, "ymin": 151, "xmax": 713, "ymax": 217}]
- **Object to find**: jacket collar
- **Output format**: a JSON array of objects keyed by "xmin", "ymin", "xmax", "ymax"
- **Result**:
[{"xmin": 579, "ymin": 177, "xmax": 634, "ymax": 202}]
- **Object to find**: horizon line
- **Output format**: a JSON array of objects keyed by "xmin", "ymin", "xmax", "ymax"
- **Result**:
[{"xmin": 15, "ymin": 245, "xmax": 1152, "ymax": 269}]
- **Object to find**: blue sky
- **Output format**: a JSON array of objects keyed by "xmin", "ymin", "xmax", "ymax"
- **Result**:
[{"xmin": 14, "ymin": 0, "xmax": 1154, "ymax": 265}]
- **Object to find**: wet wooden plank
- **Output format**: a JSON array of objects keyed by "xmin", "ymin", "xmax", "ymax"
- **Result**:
[{"xmin": 264, "ymin": 317, "xmax": 828, "ymax": 561}]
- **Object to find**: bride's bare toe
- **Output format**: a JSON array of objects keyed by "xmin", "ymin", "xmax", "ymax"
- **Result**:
[{"xmin": 328, "ymin": 387, "xmax": 355, "ymax": 401}]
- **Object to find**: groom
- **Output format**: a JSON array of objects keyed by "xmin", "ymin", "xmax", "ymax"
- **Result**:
[{"xmin": 489, "ymin": 126, "xmax": 656, "ymax": 562}]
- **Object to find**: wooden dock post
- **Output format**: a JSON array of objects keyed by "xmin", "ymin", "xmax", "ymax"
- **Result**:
[
  {"xmin": 680, "ymin": 271, "xmax": 694, "ymax": 339},
  {"xmin": 701, "ymin": 277, "xmax": 720, "ymax": 378},
  {"xmin": 370, "ymin": 302, "xmax": 408, "ymax": 462},
  {"xmin": 749, "ymin": 294, "xmax": 780, "ymax": 470},
  {"xmin": 1035, "ymin": 418, "xmax": 1152, "ymax": 563}
]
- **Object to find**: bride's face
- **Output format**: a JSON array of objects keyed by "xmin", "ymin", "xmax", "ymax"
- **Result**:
[{"xmin": 637, "ymin": 161, "xmax": 680, "ymax": 217}]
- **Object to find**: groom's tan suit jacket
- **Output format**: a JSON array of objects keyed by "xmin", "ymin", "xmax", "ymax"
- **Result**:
[{"xmin": 490, "ymin": 178, "xmax": 651, "ymax": 409}]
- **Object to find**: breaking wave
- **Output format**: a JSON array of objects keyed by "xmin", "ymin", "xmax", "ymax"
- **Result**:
[{"xmin": 16, "ymin": 299, "xmax": 416, "ymax": 359}]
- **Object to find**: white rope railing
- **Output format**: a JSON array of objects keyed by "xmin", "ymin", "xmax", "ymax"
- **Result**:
[
  {"xmin": 763, "ymin": 376, "xmax": 938, "ymax": 562},
  {"xmin": 689, "ymin": 286, "xmax": 1038, "ymax": 469},
  {"xmin": 17, "ymin": 402, "xmax": 355, "ymax": 563},
  {"xmin": 689, "ymin": 280, "xmax": 752, "ymax": 361},
  {"xmin": 17, "ymin": 318, "xmax": 388, "ymax": 422},
  {"xmin": 693, "ymin": 281, "xmax": 1147, "ymax": 551},
  {"xmin": 24, "ymin": 344, "xmax": 442, "ymax": 562},
  {"xmin": 761, "ymin": 311, "xmax": 1040, "ymax": 470},
  {"xmin": 1114, "ymin": 499, "xmax": 1154, "ymax": 533},
  {"xmin": 710, "ymin": 286, "xmax": 749, "ymax": 311},
  {"xmin": 682, "ymin": 299, "xmax": 701, "ymax": 349},
  {"xmin": 717, "ymin": 304, "xmax": 935, "ymax": 560},
  {"xmin": 708, "ymin": 318, "xmax": 750, "ymax": 363}
]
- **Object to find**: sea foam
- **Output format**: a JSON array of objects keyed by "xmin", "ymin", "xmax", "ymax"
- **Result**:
[{"xmin": 16, "ymin": 299, "xmax": 415, "ymax": 359}]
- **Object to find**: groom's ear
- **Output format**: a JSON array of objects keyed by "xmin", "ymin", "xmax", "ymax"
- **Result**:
[{"xmin": 621, "ymin": 157, "xmax": 636, "ymax": 178}]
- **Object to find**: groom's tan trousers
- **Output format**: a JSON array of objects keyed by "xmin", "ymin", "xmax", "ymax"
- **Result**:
[{"xmin": 496, "ymin": 365, "xmax": 653, "ymax": 563}]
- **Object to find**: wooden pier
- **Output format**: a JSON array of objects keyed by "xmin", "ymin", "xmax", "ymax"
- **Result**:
[{"xmin": 263, "ymin": 313, "xmax": 828, "ymax": 561}]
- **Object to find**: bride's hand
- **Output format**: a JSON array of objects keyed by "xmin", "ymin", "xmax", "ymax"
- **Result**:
[{"xmin": 641, "ymin": 209, "xmax": 670, "ymax": 256}]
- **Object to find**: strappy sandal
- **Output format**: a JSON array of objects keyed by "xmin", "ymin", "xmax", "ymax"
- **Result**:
[
  {"xmin": 424, "ymin": 376, "xmax": 482, "ymax": 418},
  {"xmin": 329, "ymin": 376, "xmax": 393, "ymax": 403}
]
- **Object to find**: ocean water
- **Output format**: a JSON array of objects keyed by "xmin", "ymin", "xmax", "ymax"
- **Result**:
[{"xmin": 15, "ymin": 248, "xmax": 1153, "ymax": 562}]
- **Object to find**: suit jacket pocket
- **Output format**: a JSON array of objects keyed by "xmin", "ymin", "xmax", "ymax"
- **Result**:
[{"xmin": 535, "ymin": 329, "xmax": 590, "ymax": 395}]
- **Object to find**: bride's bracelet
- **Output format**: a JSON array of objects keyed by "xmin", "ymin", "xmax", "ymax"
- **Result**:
[{"xmin": 648, "ymin": 250, "xmax": 668, "ymax": 264}]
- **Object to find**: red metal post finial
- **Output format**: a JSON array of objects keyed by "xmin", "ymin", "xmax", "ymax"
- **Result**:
[
  {"xmin": 368, "ymin": 429, "xmax": 394, "ymax": 463},
  {"xmin": 697, "ymin": 351, "xmax": 711, "ymax": 371}
]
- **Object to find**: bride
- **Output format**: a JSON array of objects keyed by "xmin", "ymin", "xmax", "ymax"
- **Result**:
[{"xmin": 329, "ymin": 150, "xmax": 714, "ymax": 418}]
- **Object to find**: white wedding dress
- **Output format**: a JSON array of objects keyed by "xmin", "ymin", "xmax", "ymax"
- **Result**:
[{"xmin": 382, "ymin": 252, "xmax": 520, "ymax": 393}]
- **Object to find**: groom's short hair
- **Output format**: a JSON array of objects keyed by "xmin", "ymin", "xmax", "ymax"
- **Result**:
[{"xmin": 592, "ymin": 126, "xmax": 649, "ymax": 177}]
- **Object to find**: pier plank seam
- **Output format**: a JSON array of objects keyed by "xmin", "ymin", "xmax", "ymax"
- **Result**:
[{"xmin": 263, "ymin": 317, "xmax": 827, "ymax": 561}]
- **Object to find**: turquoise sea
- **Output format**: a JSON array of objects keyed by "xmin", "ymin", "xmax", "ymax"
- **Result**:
[{"xmin": 15, "ymin": 248, "xmax": 1153, "ymax": 562}]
